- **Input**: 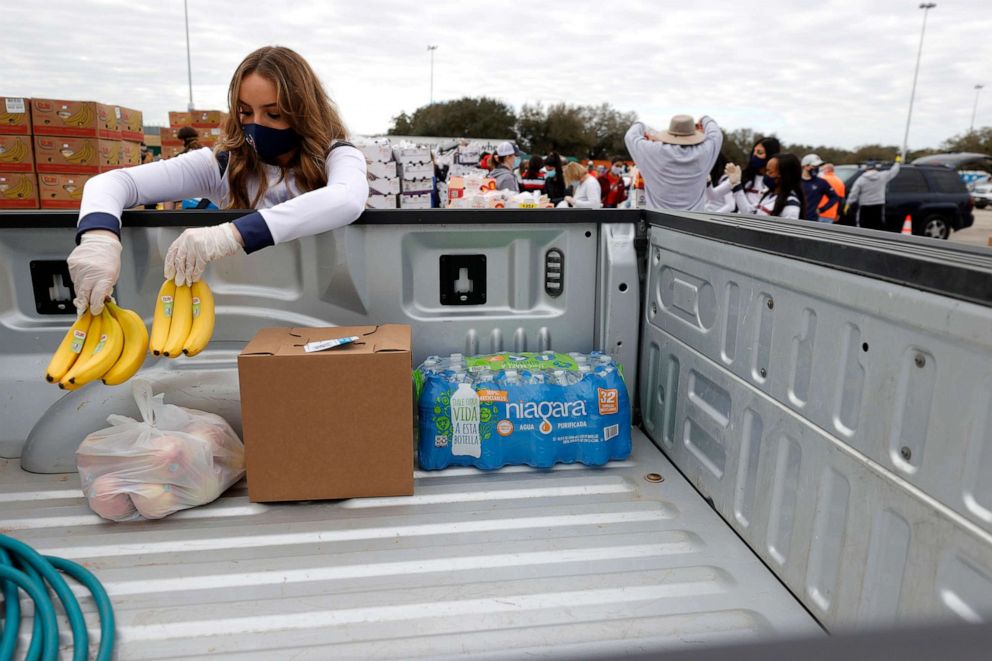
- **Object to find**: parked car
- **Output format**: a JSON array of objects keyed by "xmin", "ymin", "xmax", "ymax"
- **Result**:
[
  {"xmin": 972, "ymin": 178, "xmax": 992, "ymax": 209},
  {"xmin": 841, "ymin": 164, "xmax": 975, "ymax": 239}
]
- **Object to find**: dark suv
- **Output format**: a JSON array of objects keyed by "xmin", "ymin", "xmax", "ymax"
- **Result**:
[{"xmin": 842, "ymin": 165, "xmax": 975, "ymax": 239}]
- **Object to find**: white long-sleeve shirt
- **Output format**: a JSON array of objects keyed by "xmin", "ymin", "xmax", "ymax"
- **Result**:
[
  {"xmin": 705, "ymin": 175, "xmax": 735, "ymax": 213},
  {"xmin": 623, "ymin": 116, "xmax": 723, "ymax": 211},
  {"xmin": 571, "ymin": 175, "xmax": 603, "ymax": 209},
  {"xmin": 77, "ymin": 144, "xmax": 369, "ymax": 253},
  {"xmin": 732, "ymin": 185, "xmax": 801, "ymax": 219}
]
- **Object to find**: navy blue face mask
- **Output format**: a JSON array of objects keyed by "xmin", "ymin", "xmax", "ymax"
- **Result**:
[
  {"xmin": 762, "ymin": 174, "xmax": 777, "ymax": 190},
  {"xmin": 242, "ymin": 123, "xmax": 301, "ymax": 165},
  {"xmin": 749, "ymin": 154, "xmax": 767, "ymax": 170}
]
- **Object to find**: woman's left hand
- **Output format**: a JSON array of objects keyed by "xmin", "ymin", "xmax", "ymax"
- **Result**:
[
  {"xmin": 564, "ymin": 196, "xmax": 574, "ymax": 206},
  {"xmin": 164, "ymin": 223, "xmax": 243, "ymax": 286}
]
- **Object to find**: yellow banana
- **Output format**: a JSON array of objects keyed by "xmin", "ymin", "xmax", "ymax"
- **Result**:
[
  {"xmin": 45, "ymin": 313, "xmax": 92, "ymax": 383},
  {"xmin": 162, "ymin": 284, "xmax": 192, "ymax": 357},
  {"xmin": 149, "ymin": 279, "xmax": 176, "ymax": 355},
  {"xmin": 58, "ymin": 312, "xmax": 102, "ymax": 386},
  {"xmin": 102, "ymin": 302, "xmax": 149, "ymax": 386},
  {"xmin": 0, "ymin": 139, "xmax": 25, "ymax": 162},
  {"xmin": 62, "ymin": 309, "xmax": 124, "ymax": 386},
  {"xmin": 182, "ymin": 280, "xmax": 215, "ymax": 357}
]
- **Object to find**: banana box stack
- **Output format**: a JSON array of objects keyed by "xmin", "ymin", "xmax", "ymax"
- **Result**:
[
  {"xmin": 162, "ymin": 110, "xmax": 226, "ymax": 158},
  {"xmin": 0, "ymin": 97, "xmax": 39, "ymax": 208}
]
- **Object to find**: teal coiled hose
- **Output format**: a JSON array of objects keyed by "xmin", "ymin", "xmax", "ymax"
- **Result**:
[{"xmin": 0, "ymin": 535, "xmax": 114, "ymax": 661}]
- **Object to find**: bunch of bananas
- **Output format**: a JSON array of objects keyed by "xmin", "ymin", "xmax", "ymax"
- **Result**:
[
  {"xmin": 44, "ymin": 280, "xmax": 216, "ymax": 391},
  {"xmin": 0, "ymin": 138, "xmax": 27, "ymax": 162},
  {"xmin": 150, "ymin": 279, "xmax": 215, "ymax": 358},
  {"xmin": 59, "ymin": 104, "xmax": 94, "ymax": 127},
  {"xmin": 0, "ymin": 175, "xmax": 33, "ymax": 200},
  {"xmin": 62, "ymin": 141, "xmax": 96, "ymax": 164},
  {"xmin": 45, "ymin": 302, "xmax": 149, "ymax": 390}
]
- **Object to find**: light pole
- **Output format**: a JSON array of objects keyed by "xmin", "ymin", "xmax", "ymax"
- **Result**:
[
  {"xmin": 184, "ymin": 0, "xmax": 194, "ymax": 111},
  {"xmin": 427, "ymin": 45, "xmax": 438, "ymax": 106},
  {"xmin": 970, "ymin": 84, "xmax": 984, "ymax": 133},
  {"xmin": 901, "ymin": 2, "xmax": 936, "ymax": 162}
]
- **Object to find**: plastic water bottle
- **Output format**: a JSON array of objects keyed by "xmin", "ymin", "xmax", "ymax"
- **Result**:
[{"xmin": 450, "ymin": 382, "xmax": 481, "ymax": 458}]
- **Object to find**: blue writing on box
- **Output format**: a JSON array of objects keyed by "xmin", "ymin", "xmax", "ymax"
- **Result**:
[{"xmin": 416, "ymin": 352, "xmax": 631, "ymax": 470}]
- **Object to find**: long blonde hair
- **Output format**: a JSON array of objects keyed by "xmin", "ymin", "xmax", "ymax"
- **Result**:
[{"xmin": 217, "ymin": 46, "xmax": 348, "ymax": 209}]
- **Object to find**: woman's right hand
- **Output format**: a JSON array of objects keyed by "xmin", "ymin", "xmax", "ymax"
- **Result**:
[
  {"xmin": 67, "ymin": 230, "xmax": 122, "ymax": 316},
  {"xmin": 725, "ymin": 163, "xmax": 742, "ymax": 186}
]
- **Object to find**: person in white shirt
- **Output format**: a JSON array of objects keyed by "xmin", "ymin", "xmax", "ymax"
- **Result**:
[
  {"xmin": 623, "ymin": 114, "xmax": 722, "ymax": 211},
  {"xmin": 704, "ymin": 153, "xmax": 734, "ymax": 213},
  {"xmin": 66, "ymin": 46, "xmax": 369, "ymax": 315},
  {"xmin": 725, "ymin": 152, "xmax": 805, "ymax": 219},
  {"xmin": 713, "ymin": 137, "xmax": 782, "ymax": 211},
  {"xmin": 561, "ymin": 161, "xmax": 603, "ymax": 209}
]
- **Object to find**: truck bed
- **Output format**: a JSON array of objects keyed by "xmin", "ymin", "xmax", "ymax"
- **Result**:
[{"xmin": 1, "ymin": 429, "xmax": 819, "ymax": 659}]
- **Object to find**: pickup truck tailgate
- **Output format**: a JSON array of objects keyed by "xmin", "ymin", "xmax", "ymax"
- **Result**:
[{"xmin": 1, "ymin": 429, "xmax": 819, "ymax": 659}]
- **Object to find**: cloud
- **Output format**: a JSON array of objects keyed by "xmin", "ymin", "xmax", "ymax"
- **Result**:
[{"xmin": 2, "ymin": 0, "xmax": 989, "ymax": 151}]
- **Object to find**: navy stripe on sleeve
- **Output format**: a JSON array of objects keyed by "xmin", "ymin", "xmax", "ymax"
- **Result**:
[
  {"xmin": 232, "ymin": 211, "xmax": 274, "ymax": 254},
  {"xmin": 76, "ymin": 212, "xmax": 121, "ymax": 244}
]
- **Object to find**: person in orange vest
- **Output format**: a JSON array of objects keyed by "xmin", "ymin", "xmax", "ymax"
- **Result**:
[{"xmin": 819, "ymin": 163, "xmax": 846, "ymax": 223}]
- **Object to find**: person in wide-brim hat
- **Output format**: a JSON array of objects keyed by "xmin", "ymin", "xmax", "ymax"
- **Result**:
[{"xmin": 624, "ymin": 113, "xmax": 723, "ymax": 211}]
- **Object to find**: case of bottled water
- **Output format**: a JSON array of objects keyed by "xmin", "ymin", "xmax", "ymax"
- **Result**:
[{"xmin": 416, "ymin": 352, "xmax": 631, "ymax": 470}]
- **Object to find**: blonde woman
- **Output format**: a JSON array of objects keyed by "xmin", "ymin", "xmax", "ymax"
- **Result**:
[
  {"xmin": 67, "ymin": 46, "xmax": 369, "ymax": 315},
  {"xmin": 561, "ymin": 161, "xmax": 603, "ymax": 209}
]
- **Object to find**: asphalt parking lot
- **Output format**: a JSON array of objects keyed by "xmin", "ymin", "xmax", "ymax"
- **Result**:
[{"xmin": 950, "ymin": 207, "xmax": 992, "ymax": 249}]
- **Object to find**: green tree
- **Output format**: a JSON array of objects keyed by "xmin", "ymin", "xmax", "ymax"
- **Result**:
[
  {"xmin": 387, "ymin": 97, "xmax": 517, "ymax": 139},
  {"xmin": 581, "ymin": 103, "xmax": 638, "ymax": 160},
  {"xmin": 940, "ymin": 127, "xmax": 992, "ymax": 159}
]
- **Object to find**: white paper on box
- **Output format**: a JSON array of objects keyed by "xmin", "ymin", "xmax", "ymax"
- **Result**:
[
  {"xmin": 367, "ymin": 160, "xmax": 398, "ymax": 178},
  {"xmin": 4, "ymin": 98, "xmax": 26, "ymax": 114},
  {"xmin": 303, "ymin": 335, "xmax": 360, "ymax": 353},
  {"xmin": 366, "ymin": 194, "xmax": 397, "ymax": 209},
  {"xmin": 401, "ymin": 177, "xmax": 433, "ymax": 194},
  {"xmin": 369, "ymin": 177, "xmax": 400, "ymax": 195}
]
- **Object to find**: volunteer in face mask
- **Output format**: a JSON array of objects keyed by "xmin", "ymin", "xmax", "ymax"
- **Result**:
[
  {"xmin": 725, "ymin": 152, "xmax": 805, "ymax": 219},
  {"xmin": 602, "ymin": 158, "xmax": 628, "ymax": 208},
  {"xmin": 715, "ymin": 137, "xmax": 781, "ymax": 211},
  {"xmin": 489, "ymin": 142, "xmax": 521, "ymax": 193},
  {"xmin": 543, "ymin": 152, "xmax": 566, "ymax": 205},
  {"xmin": 66, "ymin": 45, "xmax": 369, "ymax": 315}
]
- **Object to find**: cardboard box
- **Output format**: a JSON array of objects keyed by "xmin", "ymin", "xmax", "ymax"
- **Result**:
[
  {"xmin": 393, "ymin": 145, "xmax": 432, "ymax": 165},
  {"xmin": 37, "ymin": 173, "xmax": 91, "ymax": 209},
  {"xmin": 366, "ymin": 193, "xmax": 397, "ymax": 209},
  {"xmin": 358, "ymin": 141, "xmax": 393, "ymax": 163},
  {"xmin": 399, "ymin": 192, "xmax": 432, "ymax": 209},
  {"xmin": 0, "ymin": 172, "xmax": 38, "ymax": 208},
  {"xmin": 190, "ymin": 109, "xmax": 225, "ymax": 128},
  {"xmin": 168, "ymin": 111, "xmax": 192, "ymax": 128},
  {"xmin": 32, "ymin": 99, "xmax": 102, "ymax": 138},
  {"xmin": 0, "ymin": 135, "xmax": 34, "ymax": 172},
  {"xmin": 400, "ymin": 177, "xmax": 434, "ymax": 194},
  {"xmin": 34, "ymin": 136, "xmax": 120, "ymax": 173},
  {"xmin": 237, "ymin": 325, "xmax": 414, "ymax": 502},
  {"xmin": 118, "ymin": 106, "xmax": 144, "ymax": 142},
  {"xmin": 368, "ymin": 176, "xmax": 400, "ymax": 196},
  {"xmin": 120, "ymin": 140, "xmax": 141, "ymax": 167},
  {"xmin": 0, "ymin": 97, "xmax": 31, "ymax": 135},
  {"xmin": 399, "ymin": 161, "xmax": 434, "ymax": 179},
  {"xmin": 96, "ymin": 103, "xmax": 121, "ymax": 140},
  {"xmin": 161, "ymin": 126, "xmax": 223, "ymax": 147},
  {"xmin": 367, "ymin": 160, "xmax": 397, "ymax": 178}
]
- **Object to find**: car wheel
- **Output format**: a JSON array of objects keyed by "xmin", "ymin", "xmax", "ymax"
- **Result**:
[
  {"xmin": 977, "ymin": 200, "xmax": 989, "ymax": 209},
  {"xmin": 922, "ymin": 215, "xmax": 950, "ymax": 240}
]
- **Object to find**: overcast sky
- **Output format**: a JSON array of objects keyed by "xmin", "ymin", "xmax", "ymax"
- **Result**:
[{"xmin": 4, "ymin": 0, "xmax": 990, "ymax": 150}]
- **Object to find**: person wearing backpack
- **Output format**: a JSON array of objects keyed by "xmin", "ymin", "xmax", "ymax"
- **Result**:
[{"xmin": 65, "ymin": 46, "xmax": 368, "ymax": 315}]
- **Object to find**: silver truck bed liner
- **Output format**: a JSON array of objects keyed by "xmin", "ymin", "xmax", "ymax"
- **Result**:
[{"xmin": 1, "ymin": 429, "xmax": 819, "ymax": 659}]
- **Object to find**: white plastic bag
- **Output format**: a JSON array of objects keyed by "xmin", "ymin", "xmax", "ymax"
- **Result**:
[{"xmin": 76, "ymin": 380, "xmax": 245, "ymax": 521}]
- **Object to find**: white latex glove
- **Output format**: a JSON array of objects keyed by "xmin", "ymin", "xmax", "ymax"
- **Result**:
[
  {"xmin": 67, "ymin": 232, "xmax": 122, "ymax": 316},
  {"xmin": 164, "ymin": 223, "xmax": 242, "ymax": 286},
  {"xmin": 725, "ymin": 163, "xmax": 742, "ymax": 187}
]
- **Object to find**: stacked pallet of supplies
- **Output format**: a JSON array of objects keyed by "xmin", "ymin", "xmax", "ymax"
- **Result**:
[
  {"xmin": 393, "ymin": 142, "xmax": 434, "ymax": 209},
  {"xmin": 360, "ymin": 139, "xmax": 399, "ymax": 209},
  {"xmin": 0, "ymin": 97, "xmax": 143, "ymax": 210},
  {"xmin": 162, "ymin": 110, "xmax": 226, "ymax": 158}
]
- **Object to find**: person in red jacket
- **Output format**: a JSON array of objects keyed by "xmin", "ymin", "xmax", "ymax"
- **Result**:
[{"xmin": 603, "ymin": 158, "xmax": 628, "ymax": 208}]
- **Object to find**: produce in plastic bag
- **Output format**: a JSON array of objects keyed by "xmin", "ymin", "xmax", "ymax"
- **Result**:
[{"xmin": 76, "ymin": 379, "xmax": 245, "ymax": 521}]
